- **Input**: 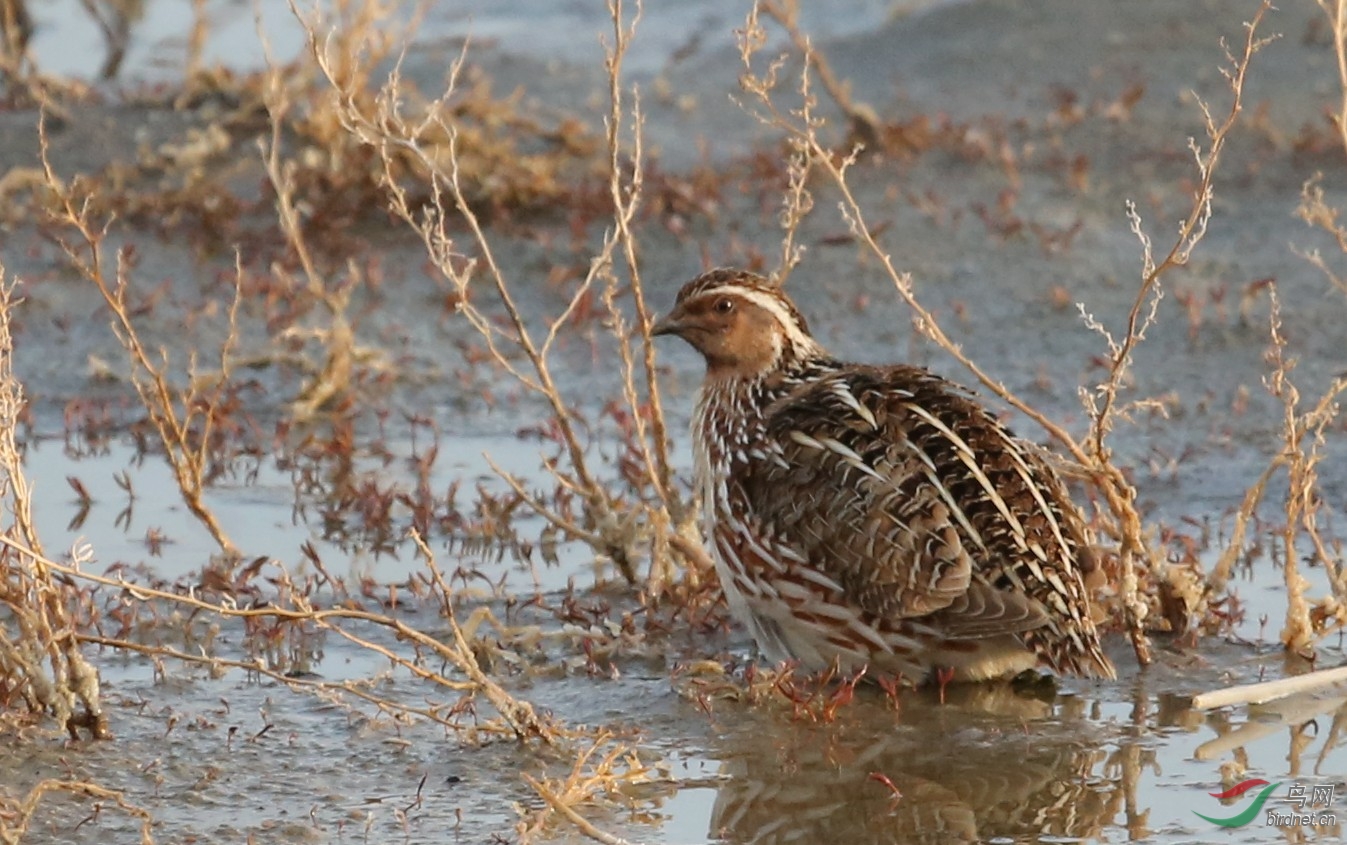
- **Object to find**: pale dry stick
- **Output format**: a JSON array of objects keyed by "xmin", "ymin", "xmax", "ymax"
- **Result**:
[
  {"xmin": 1294, "ymin": 177, "xmax": 1347, "ymax": 324},
  {"xmin": 37, "ymin": 123, "xmax": 242, "ymax": 561},
  {"xmin": 1062, "ymin": 12, "xmax": 1275, "ymax": 654},
  {"xmin": 419, "ymin": 143, "xmax": 605, "ymax": 518},
  {"xmin": 484, "ymin": 455, "xmax": 609, "ymax": 551},
  {"xmin": 1287, "ymin": 2, "xmax": 1347, "ymax": 624},
  {"xmin": 772, "ymin": 136, "xmax": 814, "ymax": 284},
  {"xmin": 172, "ymin": 0, "xmax": 209, "ymax": 109},
  {"xmin": 186, "ymin": 0, "xmax": 206, "ymax": 79},
  {"xmin": 259, "ymin": 73, "xmax": 332, "ymax": 306},
  {"xmin": 411, "ymin": 529, "xmax": 558, "ymax": 743},
  {"xmin": 0, "ymin": 534, "xmax": 554, "ymax": 741},
  {"xmin": 733, "ymin": 8, "xmax": 813, "ymax": 281},
  {"xmin": 1293, "ymin": 178, "xmax": 1347, "ymax": 296},
  {"xmin": 1088, "ymin": 7, "xmax": 1276, "ymax": 464},
  {"xmin": 741, "ymin": 1, "xmax": 1276, "ymax": 665},
  {"xmin": 0, "ymin": 275, "xmax": 41, "ymax": 558},
  {"xmin": 1190, "ymin": 666, "xmax": 1347, "ymax": 711},
  {"xmin": 1317, "ymin": 0, "xmax": 1347, "ymax": 158},
  {"xmin": 296, "ymin": 10, "xmax": 672, "ymax": 583},
  {"xmin": 1, "ymin": 778, "xmax": 155, "ymax": 845},
  {"xmin": 423, "ymin": 141, "xmax": 640, "ymax": 582},
  {"xmin": 1298, "ymin": 430, "xmax": 1347, "ymax": 602},
  {"xmin": 259, "ymin": 5, "xmax": 416, "ymax": 420},
  {"xmin": 1206, "ymin": 461, "xmax": 1279, "ymax": 594},
  {"xmin": 1266, "ymin": 289, "xmax": 1306, "ymax": 649},
  {"xmin": 255, "ymin": 63, "xmax": 381, "ymax": 422},
  {"xmin": 665, "ymin": 531, "xmax": 717, "ymax": 576},
  {"xmin": 280, "ymin": 0, "xmax": 408, "ymax": 127},
  {"xmin": 757, "ymin": 0, "xmax": 880, "ymax": 144},
  {"xmin": 600, "ymin": 0, "xmax": 684, "ymax": 532},
  {"xmin": 1290, "ymin": 383, "xmax": 1347, "ymax": 611},
  {"xmin": 524, "ymin": 775, "xmax": 643, "ymax": 845},
  {"xmin": 0, "ymin": 0, "xmax": 33, "ymax": 126},
  {"xmin": 1295, "ymin": 238, "xmax": 1347, "ymax": 298},
  {"xmin": 738, "ymin": 7, "xmax": 863, "ymax": 284},
  {"xmin": 541, "ymin": 267, "xmax": 604, "ymax": 359},
  {"xmin": 1208, "ymin": 292, "xmax": 1347, "ymax": 636},
  {"xmin": 520, "ymin": 733, "xmax": 657, "ymax": 844}
]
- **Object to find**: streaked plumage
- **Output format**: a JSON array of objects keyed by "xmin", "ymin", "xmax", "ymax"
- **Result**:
[{"xmin": 653, "ymin": 268, "xmax": 1114, "ymax": 682}]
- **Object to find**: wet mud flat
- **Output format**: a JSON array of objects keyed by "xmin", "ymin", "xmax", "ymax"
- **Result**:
[{"xmin": 2, "ymin": 0, "xmax": 1347, "ymax": 842}]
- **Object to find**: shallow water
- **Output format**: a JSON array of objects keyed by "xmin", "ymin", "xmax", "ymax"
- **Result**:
[
  {"xmin": 11, "ymin": 430, "xmax": 1347, "ymax": 844},
  {"xmin": 27, "ymin": 433, "xmax": 593, "ymax": 592},
  {"xmin": 25, "ymin": 0, "xmax": 932, "ymax": 84},
  {"xmin": 14, "ymin": 635, "xmax": 1347, "ymax": 845}
]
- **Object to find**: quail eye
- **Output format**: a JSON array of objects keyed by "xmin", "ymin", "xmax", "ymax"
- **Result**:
[{"xmin": 714, "ymin": 298, "xmax": 734, "ymax": 314}]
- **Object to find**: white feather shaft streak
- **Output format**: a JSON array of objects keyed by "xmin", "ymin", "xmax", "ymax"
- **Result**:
[
  {"xmin": 907, "ymin": 449, "xmax": 987, "ymax": 555},
  {"xmin": 998, "ymin": 435, "xmax": 1073, "ymax": 559},
  {"xmin": 829, "ymin": 379, "xmax": 879, "ymax": 429},
  {"xmin": 903, "ymin": 402, "xmax": 1030, "ymax": 550},
  {"xmin": 787, "ymin": 430, "xmax": 886, "ymax": 482}
]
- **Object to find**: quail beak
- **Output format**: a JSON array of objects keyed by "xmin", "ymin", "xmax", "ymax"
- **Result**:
[{"xmin": 650, "ymin": 311, "xmax": 682, "ymax": 337}]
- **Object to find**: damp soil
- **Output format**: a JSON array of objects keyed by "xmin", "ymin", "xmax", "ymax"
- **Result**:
[{"xmin": 4, "ymin": 0, "xmax": 1347, "ymax": 842}]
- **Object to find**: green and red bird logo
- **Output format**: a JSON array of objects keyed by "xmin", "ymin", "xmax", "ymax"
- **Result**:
[{"xmin": 1195, "ymin": 779, "xmax": 1281, "ymax": 828}]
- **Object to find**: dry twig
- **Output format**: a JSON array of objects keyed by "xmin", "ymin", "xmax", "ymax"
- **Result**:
[
  {"xmin": 1, "ymin": 778, "xmax": 155, "ymax": 845},
  {"xmin": 0, "ymin": 273, "xmax": 107, "ymax": 739},
  {"xmin": 0, "ymin": 532, "xmax": 556, "ymax": 742},
  {"xmin": 519, "ymin": 732, "xmax": 663, "ymax": 843},
  {"xmin": 39, "ymin": 120, "xmax": 243, "ymax": 563},
  {"xmin": 1191, "ymin": 665, "xmax": 1347, "ymax": 711},
  {"xmin": 294, "ymin": 0, "xmax": 698, "ymax": 593}
]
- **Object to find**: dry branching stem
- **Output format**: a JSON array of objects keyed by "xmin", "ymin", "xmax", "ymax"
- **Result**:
[
  {"xmin": 295, "ymin": 0, "xmax": 696, "ymax": 591},
  {"xmin": 1, "ymin": 778, "xmax": 155, "ymax": 845},
  {"xmin": 1318, "ymin": 0, "xmax": 1347, "ymax": 157},
  {"xmin": 0, "ymin": 273, "xmax": 107, "ymax": 739},
  {"xmin": 520, "ymin": 732, "xmax": 659, "ymax": 844},
  {"xmin": 0, "ymin": 531, "xmax": 555, "ymax": 742},
  {"xmin": 38, "ymin": 119, "xmax": 243, "ymax": 563},
  {"xmin": 757, "ymin": 0, "xmax": 880, "ymax": 145}
]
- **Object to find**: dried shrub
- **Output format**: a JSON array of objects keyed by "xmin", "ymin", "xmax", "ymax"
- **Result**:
[
  {"xmin": 38, "ymin": 125, "xmax": 245, "ymax": 564},
  {"xmin": 294, "ymin": 0, "xmax": 704, "ymax": 602},
  {"xmin": 2, "ymin": 0, "xmax": 605, "ymax": 256},
  {"xmin": 0, "ymin": 274, "xmax": 108, "ymax": 740}
]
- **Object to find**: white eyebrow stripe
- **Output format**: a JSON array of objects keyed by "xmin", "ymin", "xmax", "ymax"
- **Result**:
[{"xmin": 688, "ymin": 285, "xmax": 821, "ymax": 354}]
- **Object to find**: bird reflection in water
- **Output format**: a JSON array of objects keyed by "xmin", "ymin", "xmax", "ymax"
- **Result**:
[{"xmin": 705, "ymin": 683, "xmax": 1138, "ymax": 844}]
